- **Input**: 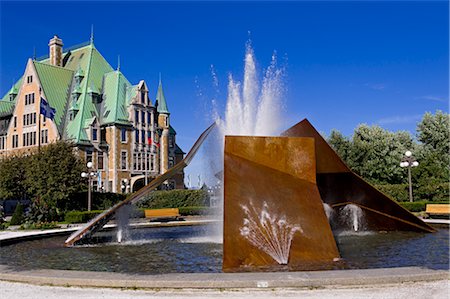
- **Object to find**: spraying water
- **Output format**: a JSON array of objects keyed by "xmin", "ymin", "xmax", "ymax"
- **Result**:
[
  {"xmin": 323, "ymin": 203, "xmax": 335, "ymax": 221},
  {"xmin": 240, "ymin": 200, "xmax": 302, "ymax": 265},
  {"xmin": 215, "ymin": 42, "xmax": 285, "ymax": 136},
  {"xmin": 341, "ymin": 204, "xmax": 365, "ymax": 232}
]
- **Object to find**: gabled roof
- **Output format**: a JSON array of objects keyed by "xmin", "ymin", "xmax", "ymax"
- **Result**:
[
  {"xmin": 155, "ymin": 79, "xmax": 169, "ymax": 114},
  {"xmin": 64, "ymin": 44, "xmax": 114, "ymax": 143},
  {"xmin": 101, "ymin": 70, "xmax": 133, "ymax": 126},
  {"xmin": 33, "ymin": 61, "xmax": 73, "ymax": 132}
]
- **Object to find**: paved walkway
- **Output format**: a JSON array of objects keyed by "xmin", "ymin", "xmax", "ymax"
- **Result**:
[{"xmin": 1, "ymin": 279, "xmax": 448, "ymax": 299}]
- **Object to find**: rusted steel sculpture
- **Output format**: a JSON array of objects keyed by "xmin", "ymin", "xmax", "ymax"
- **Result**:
[
  {"xmin": 223, "ymin": 136, "xmax": 340, "ymax": 272},
  {"xmin": 65, "ymin": 123, "xmax": 216, "ymax": 247},
  {"xmin": 282, "ymin": 119, "xmax": 435, "ymax": 233},
  {"xmin": 223, "ymin": 119, "xmax": 434, "ymax": 272}
]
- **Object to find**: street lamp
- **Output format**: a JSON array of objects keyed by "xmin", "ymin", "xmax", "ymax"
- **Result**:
[
  {"xmin": 400, "ymin": 150, "xmax": 419, "ymax": 203},
  {"xmin": 81, "ymin": 161, "xmax": 97, "ymax": 211},
  {"xmin": 121, "ymin": 179, "xmax": 130, "ymax": 194}
]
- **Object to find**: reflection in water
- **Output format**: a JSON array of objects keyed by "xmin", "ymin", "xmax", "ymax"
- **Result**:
[{"xmin": 0, "ymin": 225, "xmax": 448, "ymax": 273}]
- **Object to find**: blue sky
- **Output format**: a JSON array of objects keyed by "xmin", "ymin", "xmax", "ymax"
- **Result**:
[{"xmin": 1, "ymin": 1, "xmax": 448, "ymax": 152}]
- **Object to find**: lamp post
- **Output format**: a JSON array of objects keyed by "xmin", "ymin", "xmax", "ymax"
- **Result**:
[
  {"xmin": 81, "ymin": 161, "xmax": 97, "ymax": 211},
  {"xmin": 400, "ymin": 150, "xmax": 419, "ymax": 203},
  {"xmin": 121, "ymin": 179, "xmax": 130, "ymax": 194}
]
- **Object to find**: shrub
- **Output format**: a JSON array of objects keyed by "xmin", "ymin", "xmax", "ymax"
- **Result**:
[
  {"xmin": 375, "ymin": 184, "xmax": 409, "ymax": 202},
  {"xmin": 10, "ymin": 203, "xmax": 25, "ymax": 225},
  {"xmin": 65, "ymin": 192, "xmax": 126, "ymax": 211},
  {"xmin": 398, "ymin": 201, "xmax": 429, "ymax": 212},
  {"xmin": 179, "ymin": 206, "xmax": 213, "ymax": 216},
  {"xmin": 398, "ymin": 200, "xmax": 449, "ymax": 212},
  {"xmin": 414, "ymin": 182, "xmax": 449, "ymax": 202},
  {"xmin": 64, "ymin": 210, "xmax": 104, "ymax": 224},
  {"xmin": 375, "ymin": 183, "xmax": 449, "ymax": 202},
  {"xmin": 137, "ymin": 189, "xmax": 209, "ymax": 209},
  {"xmin": 20, "ymin": 221, "xmax": 59, "ymax": 230}
]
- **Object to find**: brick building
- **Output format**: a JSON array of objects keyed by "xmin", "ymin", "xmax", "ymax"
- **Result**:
[{"xmin": 0, "ymin": 35, "xmax": 185, "ymax": 192}]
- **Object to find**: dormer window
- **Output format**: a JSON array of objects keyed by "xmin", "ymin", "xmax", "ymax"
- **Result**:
[
  {"xmin": 92, "ymin": 128, "xmax": 98, "ymax": 141},
  {"xmin": 141, "ymin": 91, "xmax": 145, "ymax": 104}
]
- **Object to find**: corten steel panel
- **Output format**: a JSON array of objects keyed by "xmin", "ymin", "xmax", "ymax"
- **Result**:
[
  {"xmin": 282, "ymin": 119, "xmax": 435, "ymax": 233},
  {"xmin": 223, "ymin": 136, "xmax": 340, "ymax": 272}
]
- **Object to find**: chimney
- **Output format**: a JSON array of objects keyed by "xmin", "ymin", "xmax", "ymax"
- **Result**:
[{"xmin": 48, "ymin": 35, "xmax": 63, "ymax": 66}]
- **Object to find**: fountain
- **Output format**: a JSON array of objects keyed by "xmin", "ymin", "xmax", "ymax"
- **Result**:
[
  {"xmin": 341, "ymin": 204, "xmax": 364, "ymax": 232},
  {"xmin": 239, "ymin": 200, "xmax": 302, "ymax": 265},
  {"xmin": 62, "ymin": 42, "xmax": 435, "ymax": 274}
]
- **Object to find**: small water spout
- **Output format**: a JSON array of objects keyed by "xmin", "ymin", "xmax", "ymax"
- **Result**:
[
  {"xmin": 323, "ymin": 203, "xmax": 335, "ymax": 221},
  {"xmin": 116, "ymin": 205, "xmax": 131, "ymax": 243},
  {"xmin": 341, "ymin": 204, "xmax": 364, "ymax": 232},
  {"xmin": 240, "ymin": 200, "xmax": 302, "ymax": 265}
]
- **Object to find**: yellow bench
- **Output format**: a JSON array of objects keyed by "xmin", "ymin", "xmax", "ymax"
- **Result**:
[
  {"xmin": 144, "ymin": 208, "xmax": 181, "ymax": 220},
  {"xmin": 425, "ymin": 204, "xmax": 450, "ymax": 216}
]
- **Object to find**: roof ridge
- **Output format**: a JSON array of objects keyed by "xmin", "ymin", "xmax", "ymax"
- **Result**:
[{"xmin": 33, "ymin": 60, "xmax": 74, "ymax": 73}]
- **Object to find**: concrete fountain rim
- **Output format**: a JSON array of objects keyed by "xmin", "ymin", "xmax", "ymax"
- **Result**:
[{"xmin": 0, "ymin": 220, "xmax": 448, "ymax": 289}]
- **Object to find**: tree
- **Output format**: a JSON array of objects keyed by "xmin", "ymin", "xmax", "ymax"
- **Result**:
[
  {"xmin": 24, "ymin": 141, "xmax": 86, "ymax": 213},
  {"xmin": 0, "ymin": 155, "xmax": 29, "ymax": 201},
  {"xmin": 417, "ymin": 110, "xmax": 449, "ymax": 155},
  {"xmin": 327, "ymin": 129, "xmax": 351, "ymax": 163},
  {"xmin": 346, "ymin": 124, "xmax": 414, "ymax": 185},
  {"xmin": 413, "ymin": 111, "xmax": 450, "ymax": 200}
]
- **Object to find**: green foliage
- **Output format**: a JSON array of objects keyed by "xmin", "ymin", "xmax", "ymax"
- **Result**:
[
  {"xmin": 328, "ymin": 130, "xmax": 351, "ymax": 162},
  {"xmin": 65, "ymin": 192, "xmax": 126, "ymax": 211},
  {"xmin": 417, "ymin": 110, "xmax": 449, "ymax": 154},
  {"xmin": 347, "ymin": 124, "xmax": 414, "ymax": 184},
  {"xmin": 20, "ymin": 221, "xmax": 59, "ymax": 230},
  {"xmin": 64, "ymin": 210, "xmax": 104, "ymax": 224},
  {"xmin": 178, "ymin": 206, "xmax": 218, "ymax": 216},
  {"xmin": 414, "ymin": 182, "xmax": 449, "ymax": 202},
  {"xmin": 0, "ymin": 155, "xmax": 29, "ymax": 201},
  {"xmin": 26, "ymin": 197, "xmax": 61, "ymax": 223},
  {"xmin": 327, "ymin": 111, "xmax": 449, "ymax": 202},
  {"xmin": 24, "ymin": 141, "xmax": 85, "ymax": 211},
  {"xmin": 374, "ymin": 184, "xmax": 409, "ymax": 202},
  {"xmin": 137, "ymin": 189, "xmax": 209, "ymax": 209},
  {"xmin": 10, "ymin": 203, "xmax": 25, "ymax": 225},
  {"xmin": 398, "ymin": 201, "xmax": 429, "ymax": 212}
]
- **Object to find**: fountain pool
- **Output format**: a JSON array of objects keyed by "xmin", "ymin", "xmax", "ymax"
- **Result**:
[{"xmin": 0, "ymin": 224, "xmax": 448, "ymax": 274}]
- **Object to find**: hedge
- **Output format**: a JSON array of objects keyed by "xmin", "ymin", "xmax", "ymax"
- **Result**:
[
  {"xmin": 398, "ymin": 201, "xmax": 449, "ymax": 212},
  {"xmin": 64, "ymin": 192, "xmax": 126, "ymax": 211},
  {"xmin": 137, "ymin": 189, "xmax": 209, "ymax": 209},
  {"xmin": 178, "ymin": 206, "xmax": 221, "ymax": 216},
  {"xmin": 375, "ymin": 183, "xmax": 449, "ymax": 202},
  {"xmin": 64, "ymin": 210, "xmax": 104, "ymax": 224}
]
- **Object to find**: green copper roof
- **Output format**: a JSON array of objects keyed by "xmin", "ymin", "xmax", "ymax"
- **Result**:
[
  {"xmin": 1, "ymin": 78, "xmax": 22, "ymax": 103},
  {"xmin": 102, "ymin": 70, "xmax": 133, "ymax": 126},
  {"xmin": 169, "ymin": 125, "xmax": 176, "ymax": 135},
  {"xmin": 174, "ymin": 144, "xmax": 185, "ymax": 155},
  {"xmin": 65, "ymin": 44, "xmax": 114, "ymax": 143},
  {"xmin": 33, "ymin": 61, "xmax": 73, "ymax": 132},
  {"xmin": 0, "ymin": 100, "xmax": 15, "ymax": 117},
  {"xmin": 156, "ymin": 79, "xmax": 169, "ymax": 114},
  {"xmin": 74, "ymin": 65, "xmax": 85, "ymax": 78}
]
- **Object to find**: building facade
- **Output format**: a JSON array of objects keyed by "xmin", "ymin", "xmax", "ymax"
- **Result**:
[{"xmin": 0, "ymin": 35, "xmax": 185, "ymax": 192}]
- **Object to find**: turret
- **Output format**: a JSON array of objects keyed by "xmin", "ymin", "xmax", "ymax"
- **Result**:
[{"xmin": 155, "ymin": 77, "xmax": 170, "ymax": 174}]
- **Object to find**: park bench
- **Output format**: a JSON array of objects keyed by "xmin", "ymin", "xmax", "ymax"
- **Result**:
[
  {"xmin": 144, "ymin": 208, "xmax": 181, "ymax": 221},
  {"xmin": 425, "ymin": 204, "xmax": 450, "ymax": 218}
]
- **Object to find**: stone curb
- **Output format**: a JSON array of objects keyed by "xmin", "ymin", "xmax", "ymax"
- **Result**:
[{"xmin": 0, "ymin": 265, "xmax": 448, "ymax": 289}]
